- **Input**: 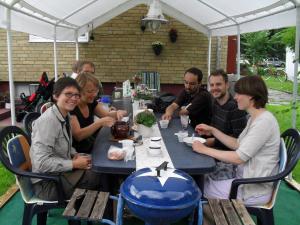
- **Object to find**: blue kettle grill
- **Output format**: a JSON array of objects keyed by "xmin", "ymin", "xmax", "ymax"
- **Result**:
[{"xmin": 117, "ymin": 162, "xmax": 203, "ymax": 225}]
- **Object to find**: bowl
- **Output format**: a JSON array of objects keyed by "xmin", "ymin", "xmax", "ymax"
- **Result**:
[
  {"xmin": 183, "ymin": 136, "xmax": 206, "ymax": 147},
  {"xmin": 159, "ymin": 120, "xmax": 169, "ymax": 129}
]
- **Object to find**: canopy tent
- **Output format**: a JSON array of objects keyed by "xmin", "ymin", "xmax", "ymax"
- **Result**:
[{"xmin": 0, "ymin": 0, "xmax": 299, "ymax": 127}]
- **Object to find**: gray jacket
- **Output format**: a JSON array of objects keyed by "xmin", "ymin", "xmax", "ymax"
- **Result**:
[{"xmin": 30, "ymin": 105, "xmax": 77, "ymax": 179}]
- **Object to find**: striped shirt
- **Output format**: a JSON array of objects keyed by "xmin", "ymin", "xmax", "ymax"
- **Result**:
[{"xmin": 211, "ymin": 95, "xmax": 248, "ymax": 150}]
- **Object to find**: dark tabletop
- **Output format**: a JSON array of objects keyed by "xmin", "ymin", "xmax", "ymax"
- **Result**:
[{"xmin": 92, "ymin": 98, "xmax": 216, "ymax": 175}]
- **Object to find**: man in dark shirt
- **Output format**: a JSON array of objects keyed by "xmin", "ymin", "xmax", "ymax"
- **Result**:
[
  {"xmin": 203, "ymin": 69, "xmax": 248, "ymax": 149},
  {"xmin": 162, "ymin": 67, "xmax": 212, "ymax": 128},
  {"xmin": 196, "ymin": 69, "xmax": 247, "ymax": 181}
]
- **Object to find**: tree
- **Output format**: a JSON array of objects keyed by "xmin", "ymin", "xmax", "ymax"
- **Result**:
[
  {"xmin": 241, "ymin": 31, "xmax": 274, "ymax": 65},
  {"xmin": 275, "ymin": 27, "xmax": 295, "ymax": 51}
]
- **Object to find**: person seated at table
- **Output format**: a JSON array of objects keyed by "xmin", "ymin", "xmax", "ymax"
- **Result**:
[
  {"xmin": 30, "ymin": 77, "xmax": 107, "ymax": 201},
  {"xmin": 192, "ymin": 75, "xmax": 280, "ymax": 206},
  {"xmin": 162, "ymin": 67, "xmax": 212, "ymax": 128},
  {"xmin": 70, "ymin": 72, "xmax": 127, "ymax": 153},
  {"xmin": 201, "ymin": 69, "xmax": 248, "ymax": 181}
]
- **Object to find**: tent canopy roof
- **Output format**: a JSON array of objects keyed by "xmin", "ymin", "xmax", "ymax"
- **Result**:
[{"xmin": 0, "ymin": 0, "xmax": 299, "ymax": 40}]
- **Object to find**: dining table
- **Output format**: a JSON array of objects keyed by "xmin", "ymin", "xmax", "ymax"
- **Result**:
[{"xmin": 91, "ymin": 97, "xmax": 216, "ymax": 176}]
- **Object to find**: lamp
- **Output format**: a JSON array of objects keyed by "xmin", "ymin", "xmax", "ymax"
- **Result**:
[{"xmin": 142, "ymin": 0, "xmax": 168, "ymax": 33}]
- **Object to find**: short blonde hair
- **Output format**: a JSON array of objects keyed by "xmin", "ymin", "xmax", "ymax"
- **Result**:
[{"xmin": 76, "ymin": 72, "xmax": 99, "ymax": 90}]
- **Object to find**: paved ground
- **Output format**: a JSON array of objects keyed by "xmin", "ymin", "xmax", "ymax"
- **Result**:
[{"xmin": 268, "ymin": 89, "xmax": 300, "ymax": 104}]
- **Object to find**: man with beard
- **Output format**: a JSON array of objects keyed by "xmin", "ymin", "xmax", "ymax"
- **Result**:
[
  {"xmin": 162, "ymin": 67, "xmax": 212, "ymax": 128},
  {"xmin": 196, "ymin": 69, "xmax": 247, "ymax": 182}
]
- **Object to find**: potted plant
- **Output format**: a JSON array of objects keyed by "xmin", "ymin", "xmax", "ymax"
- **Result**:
[
  {"xmin": 135, "ymin": 110, "xmax": 156, "ymax": 137},
  {"xmin": 169, "ymin": 28, "xmax": 178, "ymax": 43},
  {"xmin": 152, "ymin": 41, "xmax": 164, "ymax": 56}
]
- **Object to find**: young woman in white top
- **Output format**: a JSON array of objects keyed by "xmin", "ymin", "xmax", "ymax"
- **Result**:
[{"xmin": 193, "ymin": 75, "xmax": 280, "ymax": 206}]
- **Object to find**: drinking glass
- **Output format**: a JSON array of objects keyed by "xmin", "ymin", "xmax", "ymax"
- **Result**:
[{"xmin": 180, "ymin": 115, "xmax": 189, "ymax": 130}]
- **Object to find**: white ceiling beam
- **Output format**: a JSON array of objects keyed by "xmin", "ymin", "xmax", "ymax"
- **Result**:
[
  {"xmin": 76, "ymin": 0, "xmax": 147, "ymax": 35},
  {"xmin": 0, "ymin": 1, "xmax": 75, "ymax": 29},
  {"xmin": 18, "ymin": 1, "xmax": 78, "ymax": 27},
  {"xmin": 56, "ymin": 0, "xmax": 99, "ymax": 25},
  {"xmin": 160, "ymin": 2, "xmax": 210, "ymax": 36}
]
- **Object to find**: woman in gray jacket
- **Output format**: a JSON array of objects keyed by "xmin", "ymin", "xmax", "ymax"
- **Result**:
[{"xmin": 30, "ymin": 77, "xmax": 106, "ymax": 201}]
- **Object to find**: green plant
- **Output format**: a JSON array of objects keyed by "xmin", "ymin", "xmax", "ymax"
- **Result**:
[
  {"xmin": 135, "ymin": 110, "xmax": 156, "ymax": 127},
  {"xmin": 152, "ymin": 41, "xmax": 164, "ymax": 47}
]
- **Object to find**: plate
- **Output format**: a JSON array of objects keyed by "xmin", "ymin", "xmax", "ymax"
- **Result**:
[{"xmin": 183, "ymin": 137, "xmax": 206, "ymax": 147}]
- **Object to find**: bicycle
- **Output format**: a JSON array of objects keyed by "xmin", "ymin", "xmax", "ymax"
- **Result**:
[{"xmin": 263, "ymin": 66, "xmax": 287, "ymax": 82}]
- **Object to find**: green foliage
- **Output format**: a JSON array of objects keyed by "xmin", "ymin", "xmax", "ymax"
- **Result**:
[
  {"xmin": 275, "ymin": 27, "xmax": 295, "ymax": 51},
  {"xmin": 135, "ymin": 110, "xmax": 156, "ymax": 127},
  {"xmin": 241, "ymin": 31, "xmax": 274, "ymax": 65}
]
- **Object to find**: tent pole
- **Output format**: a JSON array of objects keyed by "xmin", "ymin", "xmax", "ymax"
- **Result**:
[
  {"xmin": 208, "ymin": 33, "xmax": 212, "ymax": 79},
  {"xmin": 216, "ymin": 37, "xmax": 221, "ymax": 69},
  {"xmin": 292, "ymin": 7, "xmax": 300, "ymax": 129},
  {"xmin": 6, "ymin": 8, "xmax": 16, "ymax": 125},
  {"xmin": 286, "ymin": 6, "xmax": 300, "ymax": 185},
  {"xmin": 236, "ymin": 25, "xmax": 241, "ymax": 79},
  {"xmin": 53, "ymin": 26, "xmax": 58, "ymax": 81},
  {"xmin": 75, "ymin": 30, "xmax": 79, "ymax": 60}
]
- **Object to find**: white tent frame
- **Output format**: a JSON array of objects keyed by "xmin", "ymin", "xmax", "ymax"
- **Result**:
[{"xmin": 1, "ymin": 1, "xmax": 299, "ymax": 185}]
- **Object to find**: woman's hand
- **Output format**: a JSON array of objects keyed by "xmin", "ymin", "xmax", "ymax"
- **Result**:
[
  {"xmin": 72, "ymin": 155, "xmax": 92, "ymax": 170},
  {"xmin": 195, "ymin": 124, "xmax": 214, "ymax": 136},
  {"xmin": 97, "ymin": 116, "xmax": 115, "ymax": 127},
  {"xmin": 116, "ymin": 110, "xmax": 127, "ymax": 121},
  {"xmin": 192, "ymin": 140, "xmax": 207, "ymax": 154}
]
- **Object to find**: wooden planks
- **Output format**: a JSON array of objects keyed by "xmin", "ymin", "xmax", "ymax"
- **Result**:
[
  {"xmin": 206, "ymin": 199, "xmax": 255, "ymax": 225},
  {"xmin": 232, "ymin": 200, "xmax": 256, "ymax": 225},
  {"xmin": 63, "ymin": 188, "xmax": 110, "ymax": 222}
]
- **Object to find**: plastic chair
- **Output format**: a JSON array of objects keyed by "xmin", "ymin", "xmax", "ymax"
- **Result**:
[
  {"xmin": 0, "ymin": 126, "xmax": 67, "ymax": 225},
  {"xmin": 23, "ymin": 112, "xmax": 41, "ymax": 140},
  {"xmin": 39, "ymin": 102, "xmax": 53, "ymax": 114},
  {"xmin": 140, "ymin": 71, "xmax": 160, "ymax": 92},
  {"xmin": 229, "ymin": 128, "xmax": 300, "ymax": 225}
]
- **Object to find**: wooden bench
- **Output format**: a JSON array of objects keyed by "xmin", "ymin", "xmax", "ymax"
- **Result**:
[
  {"xmin": 203, "ymin": 199, "xmax": 256, "ymax": 225},
  {"xmin": 63, "ymin": 188, "xmax": 114, "ymax": 224}
]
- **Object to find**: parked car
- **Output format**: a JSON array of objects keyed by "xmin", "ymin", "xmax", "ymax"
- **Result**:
[{"xmin": 262, "ymin": 57, "xmax": 285, "ymax": 67}]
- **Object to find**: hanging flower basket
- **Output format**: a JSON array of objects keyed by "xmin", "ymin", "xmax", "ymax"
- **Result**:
[
  {"xmin": 169, "ymin": 28, "xmax": 178, "ymax": 43},
  {"xmin": 152, "ymin": 41, "xmax": 164, "ymax": 56}
]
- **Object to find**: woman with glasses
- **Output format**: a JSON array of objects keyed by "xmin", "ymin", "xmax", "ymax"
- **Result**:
[
  {"xmin": 30, "ymin": 77, "xmax": 106, "ymax": 201},
  {"xmin": 193, "ymin": 76, "xmax": 280, "ymax": 206},
  {"xmin": 71, "ymin": 72, "xmax": 127, "ymax": 153}
]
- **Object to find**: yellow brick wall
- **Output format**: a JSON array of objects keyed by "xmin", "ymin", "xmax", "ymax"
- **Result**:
[{"xmin": 0, "ymin": 5, "xmax": 227, "ymax": 84}]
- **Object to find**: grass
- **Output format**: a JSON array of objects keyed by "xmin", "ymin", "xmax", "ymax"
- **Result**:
[
  {"xmin": 0, "ymin": 164, "xmax": 15, "ymax": 196},
  {"xmin": 263, "ymin": 76, "xmax": 300, "ymax": 95},
  {"xmin": 267, "ymin": 104, "xmax": 300, "ymax": 182}
]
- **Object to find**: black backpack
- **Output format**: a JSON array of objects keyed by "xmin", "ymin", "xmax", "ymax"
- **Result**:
[{"xmin": 153, "ymin": 93, "xmax": 177, "ymax": 113}]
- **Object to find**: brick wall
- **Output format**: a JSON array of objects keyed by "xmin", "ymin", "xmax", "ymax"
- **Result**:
[{"xmin": 0, "ymin": 5, "xmax": 227, "ymax": 84}]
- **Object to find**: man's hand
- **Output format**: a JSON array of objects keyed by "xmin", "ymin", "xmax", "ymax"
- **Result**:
[
  {"xmin": 195, "ymin": 124, "xmax": 214, "ymax": 136},
  {"xmin": 162, "ymin": 113, "xmax": 172, "ymax": 120}
]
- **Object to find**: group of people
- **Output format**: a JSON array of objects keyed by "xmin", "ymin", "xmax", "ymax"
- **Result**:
[
  {"xmin": 29, "ymin": 62, "xmax": 280, "ymax": 208},
  {"xmin": 162, "ymin": 67, "xmax": 280, "ymax": 206},
  {"xmin": 30, "ymin": 60, "xmax": 127, "ymax": 201}
]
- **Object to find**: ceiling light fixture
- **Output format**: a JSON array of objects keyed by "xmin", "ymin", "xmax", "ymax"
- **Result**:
[
  {"xmin": 142, "ymin": 0, "xmax": 168, "ymax": 34},
  {"xmin": 89, "ymin": 23, "xmax": 95, "ymax": 41}
]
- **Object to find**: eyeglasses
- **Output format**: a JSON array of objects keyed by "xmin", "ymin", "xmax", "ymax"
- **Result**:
[
  {"xmin": 184, "ymin": 80, "xmax": 198, "ymax": 86},
  {"xmin": 63, "ymin": 92, "xmax": 81, "ymax": 99}
]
